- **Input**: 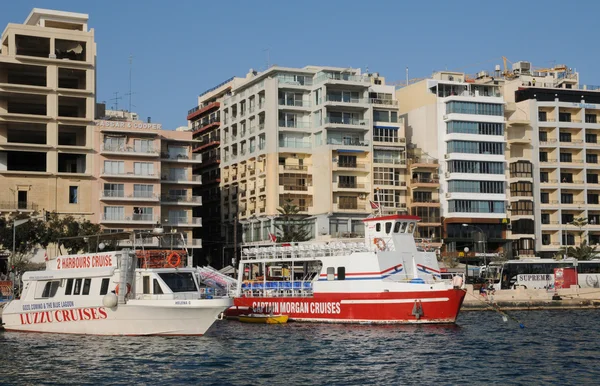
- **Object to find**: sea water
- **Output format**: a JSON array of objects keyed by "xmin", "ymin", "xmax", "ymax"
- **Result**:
[{"xmin": 1, "ymin": 310, "xmax": 598, "ymax": 385}]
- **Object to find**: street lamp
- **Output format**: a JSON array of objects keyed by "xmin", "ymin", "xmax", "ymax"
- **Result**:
[{"xmin": 462, "ymin": 223, "xmax": 487, "ymax": 266}]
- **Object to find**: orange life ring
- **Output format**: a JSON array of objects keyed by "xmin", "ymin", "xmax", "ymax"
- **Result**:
[
  {"xmin": 374, "ymin": 238, "xmax": 386, "ymax": 251},
  {"xmin": 167, "ymin": 252, "xmax": 182, "ymax": 268},
  {"xmin": 115, "ymin": 283, "xmax": 131, "ymax": 296}
]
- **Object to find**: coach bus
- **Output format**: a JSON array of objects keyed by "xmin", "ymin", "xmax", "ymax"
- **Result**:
[{"xmin": 485, "ymin": 259, "xmax": 600, "ymax": 290}]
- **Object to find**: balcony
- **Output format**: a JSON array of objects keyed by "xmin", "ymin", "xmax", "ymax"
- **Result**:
[
  {"xmin": 411, "ymin": 198, "xmax": 440, "ymax": 207},
  {"xmin": 101, "ymin": 170, "xmax": 159, "ymax": 180},
  {"xmin": 278, "ymin": 99, "xmax": 311, "ymax": 108},
  {"xmin": 100, "ymin": 191, "xmax": 159, "ymax": 202},
  {"xmin": 281, "ymin": 184, "xmax": 310, "ymax": 192},
  {"xmin": 161, "ymin": 175, "xmax": 202, "ymax": 185},
  {"xmin": 334, "ymin": 182, "xmax": 368, "ymax": 191},
  {"xmin": 0, "ymin": 201, "xmax": 38, "ymax": 211},
  {"xmin": 324, "ymin": 117, "xmax": 369, "ymax": 128},
  {"xmin": 410, "ymin": 158, "xmax": 439, "ymax": 169},
  {"xmin": 333, "ymin": 161, "xmax": 368, "ymax": 170},
  {"xmin": 192, "ymin": 117, "xmax": 220, "ymax": 135},
  {"xmin": 411, "ymin": 178, "xmax": 439, "ymax": 187},
  {"xmin": 160, "ymin": 153, "xmax": 203, "ymax": 163},
  {"xmin": 334, "ymin": 203, "xmax": 367, "ymax": 212},
  {"xmin": 187, "ymin": 101, "xmax": 220, "ymax": 121},
  {"xmin": 314, "ymin": 72, "xmax": 370, "ymax": 85},
  {"xmin": 164, "ymin": 217, "xmax": 203, "ymax": 227},
  {"xmin": 324, "ymin": 95, "xmax": 368, "ymax": 107},
  {"xmin": 280, "ymin": 165, "xmax": 309, "ymax": 172},
  {"xmin": 100, "ymin": 145, "xmax": 159, "ymax": 157},
  {"xmin": 369, "ymin": 98, "xmax": 398, "ymax": 107},
  {"xmin": 278, "ymin": 120, "xmax": 311, "ymax": 129},
  {"xmin": 101, "ymin": 214, "xmax": 158, "ymax": 224},
  {"xmin": 327, "ymin": 139, "xmax": 370, "ymax": 147},
  {"xmin": 161, "ymin": 195, "xmax": 202, "ymax": 205}
]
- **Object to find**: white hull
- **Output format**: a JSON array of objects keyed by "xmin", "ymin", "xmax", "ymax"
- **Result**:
[{"xmin": 2, "ymin": 298, "xmax": 231, "ymax": 336}]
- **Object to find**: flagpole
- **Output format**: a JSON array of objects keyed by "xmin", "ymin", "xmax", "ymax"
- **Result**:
[{"xmin": 375, "ymin": 188, "xmax": 382, "ymax": 217}]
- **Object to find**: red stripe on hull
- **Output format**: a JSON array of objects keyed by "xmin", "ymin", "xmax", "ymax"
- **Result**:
[{"xmin": 233, "ymin": 289, "xmax": 466, "ymax": 324}]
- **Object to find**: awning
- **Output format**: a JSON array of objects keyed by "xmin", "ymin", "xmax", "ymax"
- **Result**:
[
  {"xmin": 374, "ymin": 125, "xmax": 399, "ymax": 130},
  {"xmin": 337, "ymin": 149, "xmax": 365, "ymax": 153}
]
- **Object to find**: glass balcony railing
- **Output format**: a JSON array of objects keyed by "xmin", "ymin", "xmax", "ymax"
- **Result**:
[{"xmin": 324, "ymin": 117, "xmax": 369, "ymax": 126}]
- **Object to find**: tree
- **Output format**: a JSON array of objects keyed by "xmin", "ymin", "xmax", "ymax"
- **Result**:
[
  {"xmin": 570, "ymin": 217, "xmax": 588, "ymax": 246},
  {"xmin": 274, "ymin": 199, "xmax": 311, "ymax": 242},
  {"xmin": 561, "ymin": 240, "xmax": 598, "ymax": 261}
]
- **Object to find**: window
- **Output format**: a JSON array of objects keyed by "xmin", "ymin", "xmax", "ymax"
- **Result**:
[
  {"xmin": 143, "ymin": 276, "xmax": 150, "ymax": 294},
  {"xmin": 104, "ymin": 183, "xmax": 124, "ymax": 198},
  {"xmin": 448, "ymin": 180, "xmax": 504, "ymax": 194},
  {"xmin": 538, "ymin": 111, "xmax": 547, "ymax": 122},
  {"xmin": 542, "ymin": 234, "xmax": 551, "ymax": 245},
  {"xmin": 540, "ymin": 192, "xmax": 549, "ymax": 203},
  {"xmin": 447, "ymin": 160, "xmax": 504, "ymax": 174},
  {"xmin": 561, "ymin": 193, "xmax": 573, "ymax": 204},
  {"xmin": 337, "ymin": 267, "xmax": 346, "ymax": 280},
  {"xmin": 541, "ymin": 213, "xmax": 550, "ymax": 224},
  {"xmin": 104, "ymin": 136, "xmax": 125, "ymax": 151},
  {"xmin": 511, "ymin": 201, "xmax": 533, "ymax": 216},
  {"xmin": 586, "ymin": 114, "xmax": 598, "ymax": 124},
  {"xmin": 82, "ymin": 278, "xmax": 91, "ymax": 295},
  {"xmin": 73, "ymin": 278, "xmax": 82, "ymax": 295},
  {"xmin": 133, "ymin": 207, "xmax": 153, "ymax": 221},
  {"xmin": 103, "ymin": 160, "xmax": 124, "ymax": 174},
  {"xmin": 588, "ymin": 174, "xmax": 599, "ymax": 184},
  {"xmin": 562, "ymin": 233, "xmax": 575, "ymax": 246},
  {"xmin": 134, "ymin": 162, "xmax": 154, "ymax": 176},
  {"xmin": 134, "ymin": 139, "xmax": 154, "ymax": 153},
  {"xmin": 511, "ymin": 219, "xmax": 534, "ymax": 235},
  {"xmin": 586, "ymin": 133, "xmax": 597, "ymax": 144},
  {"xmin": 562, "ymin": 213, "xmax": 575, "ymax": 224},
  {"xmin": 447, "ymin": 141, "xmax": 504, "ymax": 155},
  {"xmin": 65, "ymin": 278, "xmax": 74, "ymax": 295},
  {"xmin": 446, "ymin": 121, "xmax": 504, "ymax": 136},
  {"xmin": 327, "ymin": 267, "xmax": 335, "ymax": 281},
  {"xmin": 373, "ymin": 127, "xmax": 399, "ymax": 142},
  {"xmin": 385, "ymin": 222, "xmax": 392, "ymax": 234},
  {"xmin": 446, "ymin": 101, "xmax": 503, "ymax": 116},
  {"xmin": 510, "ymin": 182, "xmax": 533, "ymax": 197},
  {"xmin": 510, "ymin": 161, "xmax": 532, "ymax": 178},
  {"xmin": 38, "ymin": 281, "xmax": 60, "ymax": 298},
  {"xmin": 157, "ymin": 273, "xmax": 197, "ymax": 293},
  {"xmin": 539, "ymin": 152, "xmax": 548, "ymax": 162},
  {"xmin": 559, "ymin": 112, "xmax": 572, "ymax": 122},
  {"xmin": 540, "ymin": 172, "xmax": 549, "ymax": 183},
  {"xmin": 587, "ymin": 153, "xmax": 598, "ymax": 164},
  {"xmin": 559, "ymin": 132, "xmax": 572, "ymax": 142},
  {"xmin": 100, "ymin": 278, "xmax": 110, "ymax": 295},
  {"xmin": 376, "ymin": 223, "xmax": 381, "ymax": 232},
  {"xmin": 153, "ymin": 279, "xmax": 164, "ymax": 294},
  {"xmin": 69, "ymin": 186, "xmax": 78, "ymax": 204},
  {"xmin": 447, "ymin": 200, "xmax": 505, "ymax": 213},
  {"xmin": 539, "ymin": 131, "xmax": 548, "ymax": 141},
  {"xmin": 103, "ymin": 206, "xmax": 124, "ymax": 221},
  {"xmin": 559, "ymin": 152, "xmax": 572, "ymax": 162},
  {"xmin": 561, "ymin": 173, "xmax": 573, "ymax": 183},
  {"xmin": 134, "ymin": 184, "xmax": 154, "ymax": 198},
  {"xmin": 589, "ymin": 193, "xmax": 599, "ymax": 205}
]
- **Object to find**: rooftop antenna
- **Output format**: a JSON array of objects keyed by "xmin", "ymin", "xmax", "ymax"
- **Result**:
[
  {"xmin": 111, "ymin": 91, "xmax": 122, "ymax": 111},
  {"xmin": 125, "ymin": 54, "xmax": 136, "ymax": 112}
]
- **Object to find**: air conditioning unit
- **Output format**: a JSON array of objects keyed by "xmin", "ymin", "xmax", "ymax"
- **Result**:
[
  {"xmin": 445, "ymin": 192, "xmax": 451, "ymax": 198},
  {"xmin": 444, "ymin": 154, "xmax": 450, "ymax": 159},
  {"xmin": 445, "ymin": 172, "xmax": 451, "ymax": 178}
]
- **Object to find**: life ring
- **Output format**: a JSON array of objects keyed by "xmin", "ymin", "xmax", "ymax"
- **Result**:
[
  {"xmin": 374, "ymin": 238, "xmax": 386, "ymax": 251},
  {"xmin": 167, "ymin": 252, "xmax": 182, "ymax": 268},
  {"xmin": 115, "ymin": 283, "xmax": 131, "ymax": 296}
]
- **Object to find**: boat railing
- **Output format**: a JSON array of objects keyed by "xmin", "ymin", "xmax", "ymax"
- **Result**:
[
  {"xmin": 241, "ymin": 242, "xmax": 375, "ymax": 261},
  {"xmin": 132, "ymin": 292, "xmax": 214, "ymax": 301},
  {"xmin": 240, "ymin": 280, "xmax": 314, "ymax": 297}
]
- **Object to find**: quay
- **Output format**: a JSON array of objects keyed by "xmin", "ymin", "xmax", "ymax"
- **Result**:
[{"xmin": 461, "ymin": 285, "xmax": 600, "ymax": 311}]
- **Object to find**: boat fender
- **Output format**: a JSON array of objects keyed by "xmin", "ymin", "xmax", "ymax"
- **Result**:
[
  {"xmin": 374, "ymin": 238, "xmax": 386, "ymax": 251},
  {"xmin": 412, "ymin": 300, "xmax": 423, "ymax": 320},
  {"xmin": 167, "ymin": 252, "xmax": 182, "ymax": 268},
  {"xmin": 115, "ymin": 283, "xmax": 131, "ymax": 296},
  {"xmin": 102, "ymin": 292, "xmax": 118, "ymax": 308}
]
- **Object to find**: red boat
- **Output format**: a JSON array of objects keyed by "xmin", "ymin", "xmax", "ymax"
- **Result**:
[{"xmin": 232, "ymin": 215, "xmax": 466, "ymax": 324}]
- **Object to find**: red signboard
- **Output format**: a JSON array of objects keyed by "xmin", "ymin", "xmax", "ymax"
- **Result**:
[
  {"xmin": 554, "ymin": 268, "xmax": 578, "ymax": 289},
  {"xmin": 0, "ymin": 280, "xmax": 13, "ymax": 297}
]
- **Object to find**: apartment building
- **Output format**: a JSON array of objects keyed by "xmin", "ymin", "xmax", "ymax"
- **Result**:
[
  {"xmin": 187, "ymin": 77, "xmax": 243, "ymax": 265},
  {"xmin": 0, "ymin": 9, "xmax": 96, "ymax": 218},
  {"xmin": 397, "ymin": 72, "xmax": 509, "ymax": 259},
  {"xmin": 499, "ymin": 62, "xmax": 600, "ymax": 258},
  {"xmin": 93, "ymin": 111, "xmax": 202, "ymax": 254},
  {"xmin": 212, "ymin": 66, "xmax": 405, "ymax": 260}
]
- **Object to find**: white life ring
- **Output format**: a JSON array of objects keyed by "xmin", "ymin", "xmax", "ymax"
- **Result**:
[{"xmin": 374, "ymin": 238, "xmax": 386, "ymax": 251}]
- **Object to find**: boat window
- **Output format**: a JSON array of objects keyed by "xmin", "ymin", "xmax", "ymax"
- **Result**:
[
  {"xmin": 82, "ymin": 278, "xmax": 91, "ymax": 295},
  {"xmin": 143, "ymin": 276, "xmax": 150, "ymax": 294},
  {"xmin": 99, "ymin": 278, "xmax": 110, "ymax": 295},
  {"xmin": 385, "ymin": 222, "xmax": 392, "ymax": 234},
  {"xmin": 153, "ymin": 279, "xmax": 164, "ymax": 294},
  {"xmin": 337, "ymin": 267, "xmax": 346, "ymax": 280},
  {"xmin": 73, "ymin": 278, "xmax": 82, "ymax": 295},
  {"xmin": 38, "ymin": 281, "xmax": 60, "ymax": 298},
  {"xmin": 65, "ymin": 278, "xmax": 74, "ymax": 295},
  {"xmin": 327, "ymin": 267, "xmax": 335, "ymax": 281},
  {"xmin": 400, "ymin": 222, "xmax": 408, "ymax": 233},
  {"xmin": 407, "ymin": 222, "xmax": 415, "ymax": 234},
  {"xmin": 158, "ymin": 272, "xmax": 197, "ymax": 293},
  {"xmin": 393, "ymin": 222, "xmax": 402, "ymax": 233},
  {"xmin": 376, "ymin": 223, "xmax": 381, "ymax": 232}
]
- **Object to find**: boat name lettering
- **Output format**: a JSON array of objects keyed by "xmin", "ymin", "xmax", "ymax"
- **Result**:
[
  {"xmin": 19, "ymin": 307, "xmax": 108, "ymax": 325},
  {"xmin": 518, "ymin": 274, "xmax": 552, "ymax": 282},
  {"xmin": 57, "ymin": 254, "xmax": 113, "ymax": 270},
  {"xmin": 175, "ymin": 301, "xmax": 191, "ymax": 305},
  {"xmin": 252, "ymin": 301, "xmax": 341, "ymax": 314}
]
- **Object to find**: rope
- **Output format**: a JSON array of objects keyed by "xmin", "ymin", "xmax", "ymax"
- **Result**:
[{"xmin": 465, "ymin": 290, "xmax": 525, "ymax": 328}]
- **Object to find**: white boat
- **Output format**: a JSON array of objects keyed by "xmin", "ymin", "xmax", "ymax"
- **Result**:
[{"xmin": 2, "ymin": 247, "xmax": 232, "ymax": 335}]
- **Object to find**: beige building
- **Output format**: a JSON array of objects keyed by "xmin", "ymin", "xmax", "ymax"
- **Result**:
[
  {"xmin": 214, "ymin": 66, "xmax": 406, "ymax": 251},
  {"xmin": 0, "ymin": 9, "xmax": 96, "ymax": 218},
  {"xmin": 93, "ymin": 112, "xmax": 202, "ymax": 251}
]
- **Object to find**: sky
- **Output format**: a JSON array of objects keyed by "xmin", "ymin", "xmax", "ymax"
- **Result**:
[{"xmin": 2, "ymin": 0, "xmax": 600, "ymax": 130}]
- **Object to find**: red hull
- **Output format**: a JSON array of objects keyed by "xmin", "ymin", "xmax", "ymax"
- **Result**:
[{"xmin": 233, "ymin": 289, "xmax": 466, "ymax": 324}]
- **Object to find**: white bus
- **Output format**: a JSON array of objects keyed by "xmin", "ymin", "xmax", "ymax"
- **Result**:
[{"xmin": 485, "ymin": 259, "xmax": 600, "ymax": 290}]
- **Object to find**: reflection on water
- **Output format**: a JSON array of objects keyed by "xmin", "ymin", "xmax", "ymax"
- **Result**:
[{"xmin": 1, "ymin": 310, "xmax": 599, "ymax": 385}]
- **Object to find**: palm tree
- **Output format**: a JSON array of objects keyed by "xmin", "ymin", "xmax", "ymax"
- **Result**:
[
  {"xmin": 561, "ymin": 240, "xmax": 598, "ymax": 261},
  {"xmin": 570, "ymin": 217, "xmax": 588, "ymax": 246},
  {"xmin": 274, "ymin": 199, "xmax": 311, "ymax": 242}
]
